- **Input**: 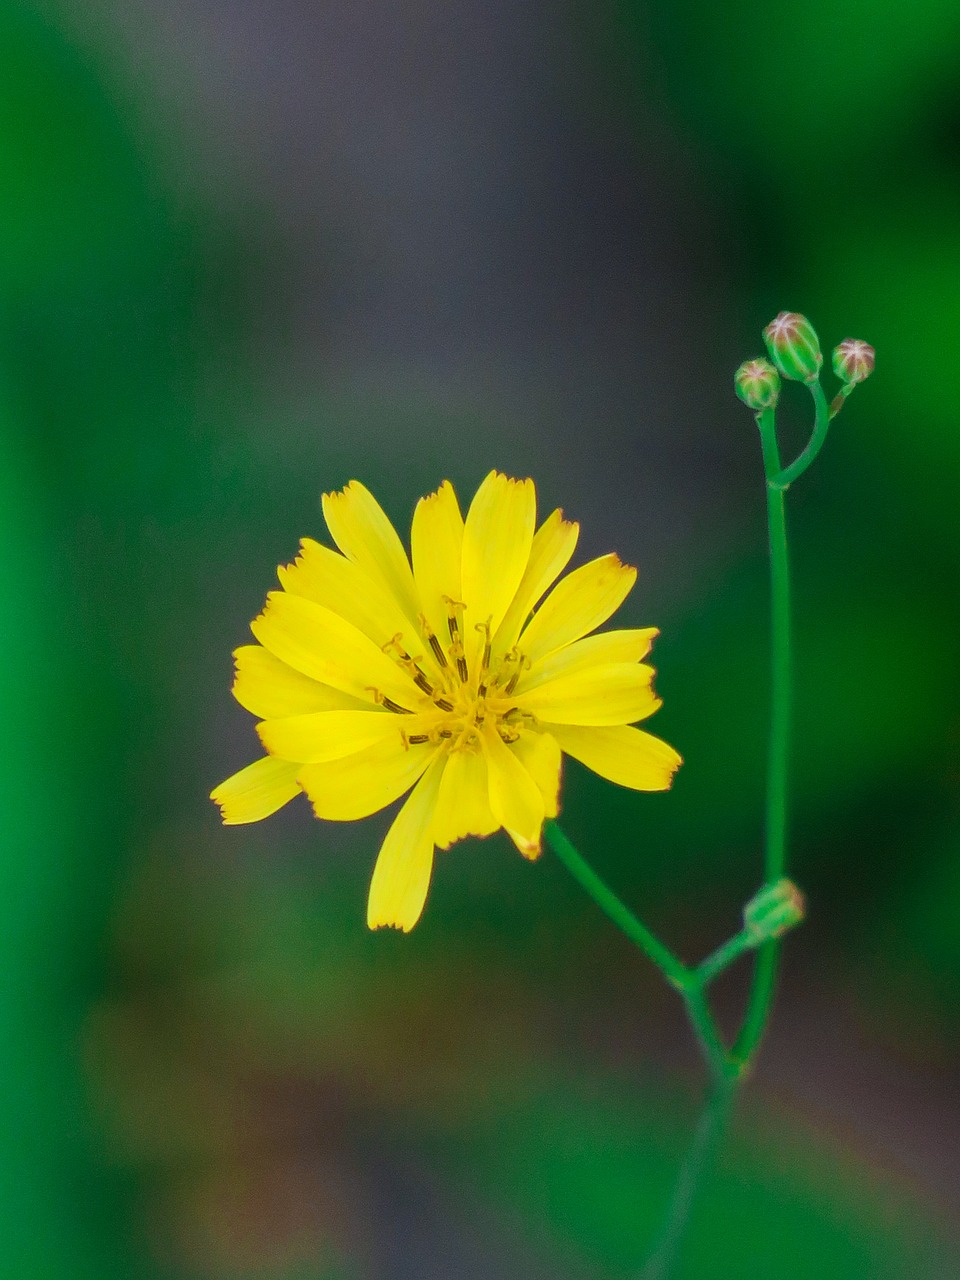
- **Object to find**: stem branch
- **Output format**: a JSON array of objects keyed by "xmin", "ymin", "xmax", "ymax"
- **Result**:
[{"xmin": 543, "ymin": 819, "xmax": 689, "ymax": 990}]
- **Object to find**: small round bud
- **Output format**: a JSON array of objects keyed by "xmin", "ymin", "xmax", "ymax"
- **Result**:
[
  {"xmin": 762, "ymin": 311, "xmax": 823, "ymax": 383},
  {"xmin": 744, "ymin": 878, "xmax": 806, "ymax": 942},
  {"xmin": 734, "ymin": 358, "xmax": 781, "ymax": 411},
  {"xmin": 832, "ymin": 338, "xmax": 875, "ymax": 385}
]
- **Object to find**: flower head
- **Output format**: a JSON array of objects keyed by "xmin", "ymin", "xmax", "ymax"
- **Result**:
[{"xmin": 211, "ymin": 472, "xmax": 681, "ymax": 931}]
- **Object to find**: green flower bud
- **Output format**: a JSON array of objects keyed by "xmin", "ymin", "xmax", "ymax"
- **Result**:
[
  {"xmin": 762, "ymin": 311, "xmax": 823, "ymax": 383},
  {"xmin": 832, "ymin": 338, "xmax": 875, "ymax": 385},
  {"xmin": 743, "ymin": 878, "xmax": 805, "ymax": 942},
  {"xmin": 734, "ymin": 358, "xmax": 781, "ymax": 411}
]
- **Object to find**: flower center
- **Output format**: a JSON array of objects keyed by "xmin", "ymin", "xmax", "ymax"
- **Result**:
[{"xmin": 378, "ymin": 603, "xmax": 534, "ymax": 752}]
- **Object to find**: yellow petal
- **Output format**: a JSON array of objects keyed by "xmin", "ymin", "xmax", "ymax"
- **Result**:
[
  {"xmin": 509, "ymin": 730, "xmax": 562, "ymax": 821},
  {"xmin": 258, "ymin": 708, "xmax": 424, "ymax": 764},
  {"xmin": 432, "ymin": 747, "xmax": 498, "ymax": 849},
  {"xmin": 519, "ymin": 662, "xmax": 659, "ymax": 725},
  {"xmin": 210, "ymin": 756, "xmax": 300, "ymax": 825},
  {"xmin": 519, "ymin": 627, "xmax": 658, "ymax": 694},
  {"xmin": 502, "ymin": 731, "xmax": 562, "ymax": 860},
  {"xmin": 461, "ymin": 472, "xmax": 536, "ymax": 670},
  {"xmin": 494, "ymin": 508, "xmax": 579, "ymax": 657},
  {"xmin": 410, "ymin": 480, "xmax": 465, "ymax": 643},
  {"xmin": 547, "ymin": 723, "xmax": 682, "ymax": 791},
  {"xmin": 518, "ymin": 553, "xmax": 637, "ymax": 666},
  {"xmin": 366, "ymin": 755, "xmax": 445, "ymax": 931},
  {"xmin": 251, "ymin": 591, "xmax": 419, "ymax": 709},
  {"xmin": 482, "ymin": 722, "xmax": 544, "ymax": 850},
  {"xmin": 322, "ymin": 481, "xmax": 421, "ymax": 626},
  {"xmin": 232, "ymin": 645, "xmax": 368, "ymax": 719},
  {"xmin": 299, "ymin": 738, "xmax": 440, "ymax": 820},
  {"xmin": 279, "ymin": 538, "xmax": 417, "ymax": 655}
]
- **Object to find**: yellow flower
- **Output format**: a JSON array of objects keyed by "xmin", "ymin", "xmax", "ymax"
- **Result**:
[{"xmin": 211, "ymin": 472, "xmax": 681, "ymax": 931}]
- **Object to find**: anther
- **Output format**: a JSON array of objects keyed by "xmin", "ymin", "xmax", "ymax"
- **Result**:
[
  {"xmin": 406, "ymin": 733, "xmax": 430, "ymax": 745},
  {"xmin": 419, "ymin": 613, "xmax": 449, "ymax": 669},
  {"xmin": 503, "ymin": 653, "xmax": 530, "ymax": 696},
  {"xmin": 413, "ymin": 670, "xmax": 436, "ymax": 697},
  {"xmin": 369, "ymin": 686, "xmax": 412, "ymax": 714},
  {"xmin": 382, "ymin": 696, "xmax": 412, "ymax": 715},
  {"xmin": 475, "ymin": 618, "xmax": 493, "ymax": 696},
  {"xmin": 435, "ymin": 697, "xmax": 454, "ymax": 712},
  {"xmin": 429, "ymin": 634, "xmax": 448, "ymax": 666}
]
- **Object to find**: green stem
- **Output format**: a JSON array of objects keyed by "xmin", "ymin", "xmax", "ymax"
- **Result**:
[
  {"xmin": 682, "ymin": 984, "xmax": 737, "ymax": 1084},
  {"xmin": 696, "ymin": 929, "xmax": 757, "ymax": 988},
  {"xmin": 772, "ymin": 380, "xmax": 830, "ymax": 488},
  {"xmin": 543, "ymin": 819, "xmax": 689, "ymax": 990},
  {"xmin": 732, "ymin": 405, "xmax": 793, "ymax": 1065},
  {"xmin": 757, "ymin": 409, "xmax": 790, "ymax": 885},
  {"xmin": 639, "ymin": 1076, "xmax": 736, "ymax": 1280},
  {"xmin": 544, "ymin": 820, "xmax": 735, "ymax": 1079}
]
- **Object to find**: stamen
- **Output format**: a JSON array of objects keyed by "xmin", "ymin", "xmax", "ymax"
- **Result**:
[
  {"xmin": 413, "ymin": 670, "xmax": 436, "ymax": 697},
  {"xmin": 443, "ymin": 596, "xmax": 470, "ymax": 683},
  {"xmin": 435, "ymin": 697, "xmax": 454, "ymax": 712},
  {"xmin": 429, "ymin": 633, "xmax": 448, "ymax": 666},
  {"xmin": 503, "ymin": 653, "xmax": 530, "ymax": 696},
  {"xmin": 453, "ymin": 648, "xmax": 469, "ymax": 685},
  {"xmin": 475, "ymin": 618, "xmax": 493, "ymax": 696},
  {"xmin": 406, "ymin": 733, "xmax": 430, "ymax": 745},
  {"xmin": 368, "ymin": 686, "xmax": 412, "ymax": 714},
  {"xmin": 382, "ymin": 696, "xmax": 412, "ymax": 715},
  {"xmin": 419, "ymin": 613, "xmax": 449, "ymax": 669}
]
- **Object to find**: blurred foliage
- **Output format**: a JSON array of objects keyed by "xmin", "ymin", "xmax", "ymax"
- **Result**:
[{"xmin": 2, "ymin": 0, "xmax": 959, "ymax": 1275}]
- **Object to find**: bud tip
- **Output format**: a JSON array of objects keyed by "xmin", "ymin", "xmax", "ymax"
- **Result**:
[
  {"xmin": 744, "ymin": 878, "xmax": 806, "ymax": 942},
  {"xmin": 832, "ymin": 338, "xmax": 875, "ymax": 385},
  {"xmin": 734, "ymin": 357, "xmax": 781, "ymax": 411}
]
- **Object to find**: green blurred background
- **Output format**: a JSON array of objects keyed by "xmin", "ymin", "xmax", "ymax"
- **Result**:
[{"xmin": 2, "ymin": 1, "xmax": 959, "ymax": 1276}]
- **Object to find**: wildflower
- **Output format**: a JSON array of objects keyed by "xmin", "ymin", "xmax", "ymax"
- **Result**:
[{"xmin": 211, "ymin": 473, "xmax": 681, "ymax": 931}]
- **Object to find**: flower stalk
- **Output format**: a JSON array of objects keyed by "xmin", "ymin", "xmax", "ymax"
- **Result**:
[{"xmin": 546, "ymin": 311, "xmax": 872, "ymax": 1275}]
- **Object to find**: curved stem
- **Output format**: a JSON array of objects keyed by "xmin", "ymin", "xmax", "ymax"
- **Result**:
[
  {"xmin": 543, "ymin": 819, "xmax": 689, "ymax": 990},
  {"xmin": 772, "ymin": 380, "xmax": 830, "ymax": 488},
  {"xmin": 639, "ymin": 1076, "xmax": 736, "ymax": 1279}
]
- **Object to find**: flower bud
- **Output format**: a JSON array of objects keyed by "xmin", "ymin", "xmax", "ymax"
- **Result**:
[
  {"xmin": 743, "ymin": 878, "xmax": 805, "ymax": 942},
  {"xmin": 762, "ymin": 311, "xmax": 823, "ymax": 383},
  {"xmin": 832, "ymin": 338, "xmax": 875, "ymax": 385},
  {"xmin": 734, "ymin": 358, "xmax": 781, "ymax": 411}
]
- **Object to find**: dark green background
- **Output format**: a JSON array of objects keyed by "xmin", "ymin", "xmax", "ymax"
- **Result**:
[{"xmin": 2, "ymin": 1, "xmax": 958, "ymax": 1275}]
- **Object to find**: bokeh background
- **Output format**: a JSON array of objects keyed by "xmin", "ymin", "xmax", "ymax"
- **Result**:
[{"xmin": 2, "ymin": 0, "xmax": 959, "ymax": 1276}]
